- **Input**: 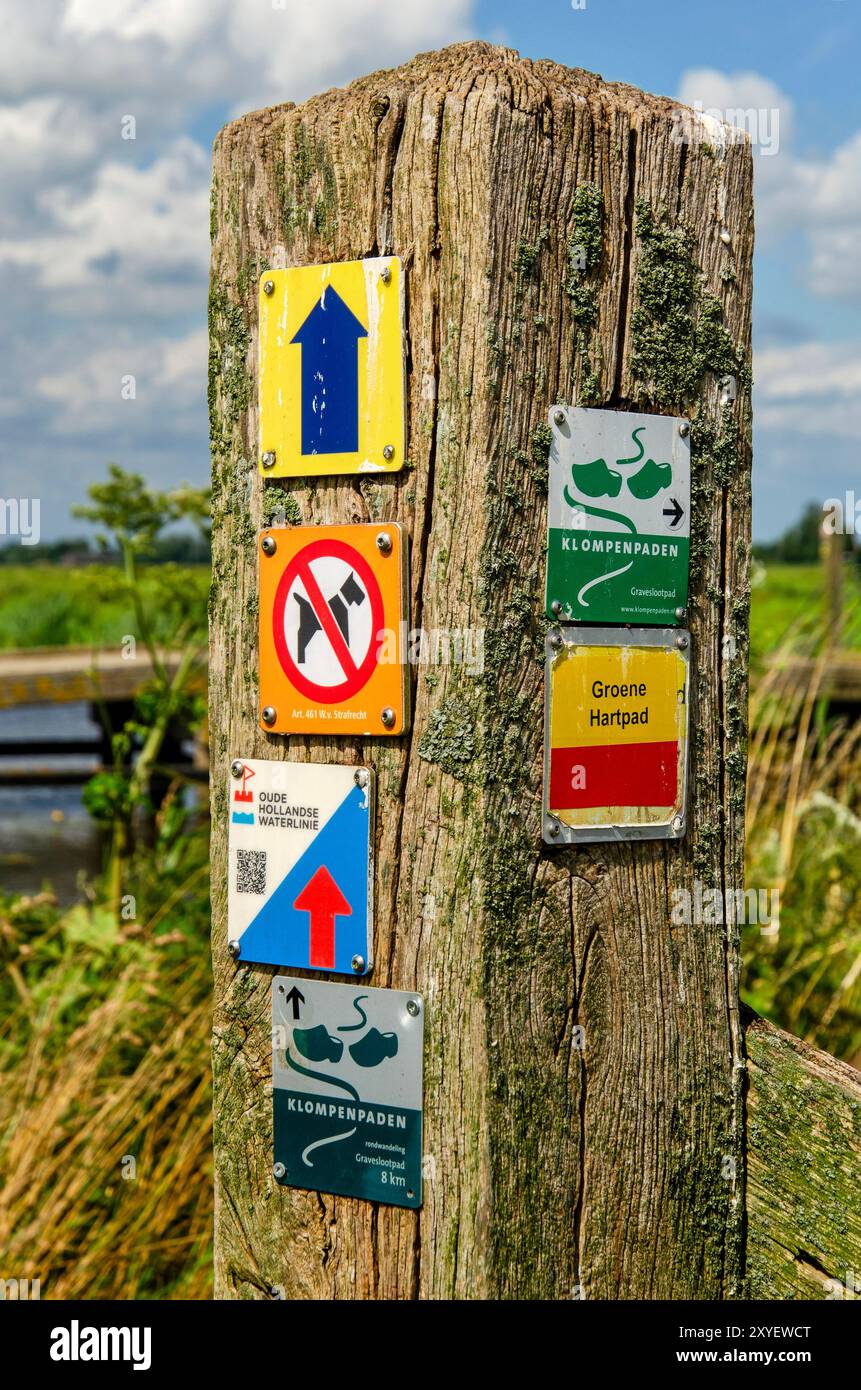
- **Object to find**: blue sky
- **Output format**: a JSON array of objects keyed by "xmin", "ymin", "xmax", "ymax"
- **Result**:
[{"xmin": 1, "ymin": 0, "xmax": 859, "ymax": 542}]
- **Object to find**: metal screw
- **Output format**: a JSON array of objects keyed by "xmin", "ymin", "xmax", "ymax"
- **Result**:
[
  {"xmin": 546, "ymin": 818, "xmax": 561, "ymax": 839},
  {"xmin": 354, "ymin": 769, "xmax": 369, "ymax": 788},
  {"xmin": 351, "ymin": 954, "xmax": 366, "ymax": 974},
  {"xmin": 382, "ymin": 444, "xmax": 395, "ymax": 461},
  {"xmin": 261, "ymin": 706, "xmax": 277, "ymax": 726},
  {"xmin": 262, "ymin": 451, "xmax": 277, "ymax": 469},
  {"xmin": 261, "ymin": 535, "xmax": 277, "ymax": 556},
  {"xmin": 375, "ymin": 531, "xmax": 392, "ymax": 555},
  {"xmin": 263, "ymin": 279, "xmax": 275, "ymax": 295},
  {"xmin": 675, "ymin": 607, "xmax": 687, "ymax": 622},
  {"xmin": 676, "ymin": 635, "xmax": 689, "ymax": 650},
  {"xmin": 230, "ymin": 760, "xmax": 244, "ymax": 778},
  {"xmin": 553, "ymin": 408, "xmax": 566, "ymax": 426},
  {"xmin": 381, "ymin": 707, "xmax": 396, "ymax": 728},
  {"xmin": 672, "ymin": 816, "xmax": 684, "ymax": 833},
  {"xmin": 273, "ymin": 1163, "xmax": 286, "ymax": 1180},
  {"xmin": 549, "ymin": 629, "xmax": 563, "ymax": 650},
  {"xmin": 380, "ymin": 266, "xmax": 392, "ymax": 284},
  {"xmin": 550, "ymin": 599, "xmax": 562, "ymax": 617},
  {"xmin": 406, "ymin": 999, "xmax": 421, "ymax": 1017},
  {"xmin": 678, "ymin": 422, "xmax": 691, "ymax": 438},
  {"xmin": 227, "ymin": 939, "xmax": 241, "ymax": 959}
]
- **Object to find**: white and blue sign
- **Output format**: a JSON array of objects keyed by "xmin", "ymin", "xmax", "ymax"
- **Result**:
[{"xmin": 227, "ymin": 758, "xmax": 374, "ymax": 975}]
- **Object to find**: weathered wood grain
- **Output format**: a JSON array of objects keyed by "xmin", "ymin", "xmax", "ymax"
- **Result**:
[
  {"xmin": 209, "ymin": 41, "xmax": 753, "ymax": 1299},
  {"xmin": 745, "ymin": 1007, "xmax": 861, "ymax": 1301}
]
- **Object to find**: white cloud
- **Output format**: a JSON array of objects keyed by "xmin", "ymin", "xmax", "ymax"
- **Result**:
[
  {"xmin": 36, "ymin": 326, "xmax": 207, "ymax": 434},
  {"xmin": 678, "ymin": 67, "xmax": 861, "ymax": 300},
  {"xmin": 754, "ymin": 341, "xmax": 861, "ymax": 439},
  {"xmin": 0, "ymin": 0, "xmax": 475, "ymax": 533}
]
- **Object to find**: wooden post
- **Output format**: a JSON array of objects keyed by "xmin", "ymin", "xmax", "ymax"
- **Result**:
[{"xmin": 209, "ymin": 42, "xmax": 753, "ymax": 1299}]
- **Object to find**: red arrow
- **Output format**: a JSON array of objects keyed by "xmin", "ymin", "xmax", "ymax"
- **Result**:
[{"xmin": 293, "ymin": 866, "xmax": 352, "ymax": 969}]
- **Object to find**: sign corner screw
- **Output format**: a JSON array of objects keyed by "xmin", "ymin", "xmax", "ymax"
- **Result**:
[
  {"xmin": 354, "ymin": 768, "xmax": 369, "ymax": 788},
  {"xmin": 550, "ymin": 599, "xmax": 562, "ymax": 617},
  {"xmin": 549, "ymin": 629, "xmax": 563, "ymax": 650},
  {"xmin": 351, "ymin": 954, "xmax": 366, "ymax": 974},
  {"xmin": 261, "ymin": 535, "xmax": 277, "ymax": 556},
  {"xmin": 380, "ymin": 707, "xmax": 396, "ymax": 728},
  {"xmin": 262, "ymin": 450, "xmax": 277, "ymax": 469},
  {"xmin": 380, "ymin": 265, "xmax": 391, "ymax": 283},
  {"xmin": 382, "ymin": 444, "xmax": 395, "ymax": 461},
  {"xmin": 227, "ymin": 939, "xmax": 241, "ymax": 959},
  {"xmin": 273, "ymin": 1162, "xmax": 286, "ymax": 1180},
  {"xmin": 678, "ymin": 421, "xmax": 690, "ymax": 438},
  {"xmin": 406, "ymin": 999, "xmax": 421, "ymax": 1017},
  {"xmin": 261, "ymin": 706, "xmax": 277, "ymax": 726},
  {"xmin": 553, "ymin": 407, "xmax": 566, "ymax": 426},
  {"xmin": 263, "ymin": 278, "xmax": 275, "ymax": 295},
  {"xmin": 675, "ymin": 607, "xmax": 687, "ymax": 622},
  {"xmin": 230, "ymin": 760, "xmax": 244, "ymax": 778},
  {"xmin": 676, "ymin": 635, "xmax": 689, "ymax": 650},
  {"xmin": 375, "ymin": 531, "xmax": 392, "ymax": 554},
  {"xmin": 546, "ymin": 818, "xmax": 561, "ymax": 839}
]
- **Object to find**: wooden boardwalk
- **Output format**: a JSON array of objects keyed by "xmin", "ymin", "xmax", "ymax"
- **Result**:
[{"xmin": 0, "ymin": 646, "xmax": 195, "ymax": 709}]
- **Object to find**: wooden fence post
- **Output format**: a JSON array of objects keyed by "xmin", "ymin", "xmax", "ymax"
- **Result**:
[{"xmin": 208, "ymin": 41, "xmax": 753, "ymax": 1299}]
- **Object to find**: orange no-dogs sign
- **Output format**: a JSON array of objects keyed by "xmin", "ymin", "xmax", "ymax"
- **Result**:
[{"xmin": 258, "ymin": 523, "xmax": 410, "ymax": 736}]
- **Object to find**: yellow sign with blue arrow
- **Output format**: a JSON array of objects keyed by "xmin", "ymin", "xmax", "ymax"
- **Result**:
[{"xmin": 258, "ymin": 256, "xmax": 405, "ymax": 478}]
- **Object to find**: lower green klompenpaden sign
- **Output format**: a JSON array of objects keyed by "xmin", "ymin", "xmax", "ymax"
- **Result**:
[
  {"xmin": 272, "ymin": 977, "xmax": 424, "ymax": 1208},
  {"xmin": 546, "ymin": 406, "xmax": 691, "ymax": 627}
]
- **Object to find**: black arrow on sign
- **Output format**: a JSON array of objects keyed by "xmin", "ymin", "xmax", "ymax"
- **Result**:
[
  {"xmin": 663, "ymin": 497, "xmax": 684, "ymax": 528},
  {"xmin": 284, "ymin": 986, "xmax": 305, "ymax": 1020}
]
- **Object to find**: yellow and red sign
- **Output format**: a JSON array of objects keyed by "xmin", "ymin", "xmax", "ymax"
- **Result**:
[
  {"xmin": 258, "ymin": 523, "xmax": 409, "ymax": 736},
  {"xmin": 544, "ymin": 633, "xmax": 689, "ymax": 841},
  {"xmin": 258, "ymin": 257, "xmax": 405, "ymax": 478}
]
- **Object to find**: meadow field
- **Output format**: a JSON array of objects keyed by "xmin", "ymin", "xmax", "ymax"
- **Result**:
[{"xmin": 1, "ymin": 558, "xmax": 860, "ymax": 1296}]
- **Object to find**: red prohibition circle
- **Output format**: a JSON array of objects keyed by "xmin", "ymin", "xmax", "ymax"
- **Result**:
[{"xmin": 272, "ymin": 538, "xmax": 386, "ymax": 703}]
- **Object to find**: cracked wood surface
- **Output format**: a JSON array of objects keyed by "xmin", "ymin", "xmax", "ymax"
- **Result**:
[
  {"xmin": 745, "ymin": 1008, "xmax": 861, "ymax": 1300},
  {"xmin": 209, "ymin": 41, "xmax": 753, "ymax": 1299}
]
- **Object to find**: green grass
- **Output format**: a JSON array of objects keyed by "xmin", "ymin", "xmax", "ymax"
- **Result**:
[
  {"xmin": 749, "ymin": 560, "xmax": 861, "ymax": 671},
  {"xmin": 0, "ymin": 564, "xmax": 209, "ymax": 649}
]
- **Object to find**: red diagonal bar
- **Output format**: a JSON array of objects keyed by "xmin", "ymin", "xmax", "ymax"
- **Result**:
[{"xmin": 297, "ymin": 559, "xmax": 360, "ymax": 681}]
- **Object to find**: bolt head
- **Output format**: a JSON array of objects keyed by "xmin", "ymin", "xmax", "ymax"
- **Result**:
[
  {"xmin": 230, "ymin": 759, "xmax": 244, "ymax": 779},
  {"xmin": 678, "ymin": 422, "xmax": 691, "ymax": 439},
  {"xmin": 553, "ymin": 408, "xmax": 566, "ymax": 426},
  {"xmin": 261, "ymin": 535, "xmax": 277, "ymax": 556},
  {"xmin": 261, "ymin": 706, "xmax": 277, "ymax": 726},
  {"xmin": 381, "ymin": 707, "xmax": 396, "ymax": 729},
  {"xmin": 676, "ymin": 635, "xmax": 689, "ymax": 650},
  {"xmin": 549, "ymin": 630, "xmax": 563, "ymax": 650},
  {"xmin": 382, "ymin": 444, "xmax": 395, "ymax": 461},
  {"xmin": 351, "ymin": 954, "xmax": 366, "ymax": 974},
  {"xmin": 273, "ymin": 1162, "xmax": 286, "ymax": 1180},
  {"xmin": 406, "ymin": 999, "xmax": 421, "ymax": 1017},
  {"xmin": 227, "ymin": 940, "xmax": 241, "ymax": 959},
  {"xmin": 380, "ymin": 266, "xmax": 392, "ymax": 284},
  {"xmin": 262, "ymin": 451, "xmax": 277, "ymax": 469},
  {"xmin": 546, "ymin": 818, "xmax": 561, "ymax": 838},
  {"xmin": 550, "ymin": 599, "xmax": 563, "ymax": 617},
  {"xmin": 375, "ymin": 531, "xmax": 393, "ymax": 555},
  {"xmin": 675, "ymin": 607, "xmax": 687, "ymax": 622},
  {"xmin": 354, "ymin": 769, "xmax": 370, "ymax": 788},
  {"xmin": 263, "ymin": 279, "xmax": 275, "ymax": 295},
  {"xmin": 672, "ymin": 816, "xmax": 684, "ymax": 833}
]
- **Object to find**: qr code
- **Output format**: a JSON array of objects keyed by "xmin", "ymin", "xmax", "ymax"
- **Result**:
[{"xmin": 236, "ymin": 849, "xmax": 266, "ymax": 894}]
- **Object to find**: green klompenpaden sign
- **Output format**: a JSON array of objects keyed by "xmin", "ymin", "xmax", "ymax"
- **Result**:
[{"xmin": 546, "ymin": 406, "xmax": 691, "ymax": 627}]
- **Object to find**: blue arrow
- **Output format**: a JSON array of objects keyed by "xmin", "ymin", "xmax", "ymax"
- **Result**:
[{"xmin": 291, "ymin": 287, "xmax": 368, "ymax": 455}]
